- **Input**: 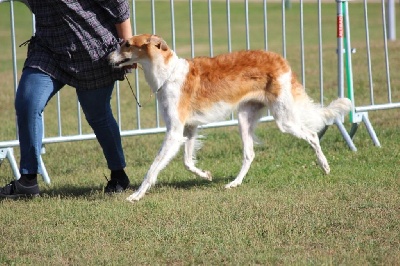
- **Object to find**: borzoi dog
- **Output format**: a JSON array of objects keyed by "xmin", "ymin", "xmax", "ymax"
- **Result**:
[{"xmin": 109, "ymin": 34, "xmax": 351, "ymax": 202}]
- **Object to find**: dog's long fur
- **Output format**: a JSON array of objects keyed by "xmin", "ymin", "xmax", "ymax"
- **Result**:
[{"xmin": 109, "ymin": 34, "xmax": 352, "ymax": 202}]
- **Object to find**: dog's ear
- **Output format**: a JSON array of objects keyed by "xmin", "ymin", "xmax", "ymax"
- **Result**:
[
  {"xmin": 148, "ymin": 35, "xmax": 169, "ymax": 51},
  {"xmin": 156, "ymin": 40, "xmax": 169, "ymax": 51}
]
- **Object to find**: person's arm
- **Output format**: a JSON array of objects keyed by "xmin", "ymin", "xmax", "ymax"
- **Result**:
[
  {"xmin": 115, "ymin": 18, "xmax": 132, "ymax": 40},
  {"xmin": 115, "ymin": 18, "xmax": 136, "ymax": 69}
]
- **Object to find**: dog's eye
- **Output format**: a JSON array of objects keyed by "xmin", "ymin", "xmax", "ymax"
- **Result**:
[{"xmin": 125, "ymin": 42, "xmax": 131, "ymax": 48}]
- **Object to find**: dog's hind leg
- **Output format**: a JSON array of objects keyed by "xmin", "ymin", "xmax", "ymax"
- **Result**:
[
  {"xmin": 126, "ymin": 128, "xmax": 185, "ymax": 202},
  {"xmin": 183, "ymin": 125, "xmax": 212, "ymax": 181},
  {"xmin": 272, "ymin": 105, "xmax": 330, "ymax": 174},
  {"xmin": 271, "ymin": 74, "xmax": 330, "ymax": 174},
  {"xmin": 225, "ymin": 103, "xmax": 264, "ymax": 189},
  {"xmin": 276, "ymin": 119, "xmax": 330, "ymax": 174}
]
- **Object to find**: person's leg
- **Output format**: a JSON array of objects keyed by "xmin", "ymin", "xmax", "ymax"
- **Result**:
[
  {"xmin": 76, "ymin": 83, "xmax": 129, "ymax": 192},
  {"xmin": 16, "ymin": 68, "xmax": 64, "ymax": 175},
  {"xmin": 1, "ymin": 67, "xmax": 64, "ymax": 198}
]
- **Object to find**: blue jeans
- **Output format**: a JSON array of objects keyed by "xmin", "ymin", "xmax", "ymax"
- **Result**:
[{"xmin": 15, "ymin": 67, "xmax": 126, "ymax": 175}]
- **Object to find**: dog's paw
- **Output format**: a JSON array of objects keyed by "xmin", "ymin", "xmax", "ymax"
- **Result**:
[
  {"xmin": 316, "ymin": 156, "xmax": 330, "ymax": 175},
  {"xmin": 224, "ymin": 180, "xmax": 242, "ymax": 189},
  {"xmin": 323, "ymin": 164, "xmax": 330, "ymax": 174},
  {"xmin": 204, "ymin": 171, "xmax": 212, "ymax": 181},
  {"xmin": 196, "ymin": 170, "xmax": 212, "ymax": 181},
  {"xmin": 318, "ymin": 160, "xmax": 330, "ymax": 174},
  {"xmin": 126, "ymin": 191, "xmax": 143, "ymax": 202},
  {"xmin": 126, "ymin": 183, "xmax": 151, "ymax": 202}
]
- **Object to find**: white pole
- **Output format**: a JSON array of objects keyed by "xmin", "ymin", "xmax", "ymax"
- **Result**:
[{"xmin": 387, "ymin": 0, "xmax": 396, "ymax": 40}]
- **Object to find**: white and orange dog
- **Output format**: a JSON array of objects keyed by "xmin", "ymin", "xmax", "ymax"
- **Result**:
[{"xmin": 109, "ymin": 34, "xmax": 351, "ymax": 202}]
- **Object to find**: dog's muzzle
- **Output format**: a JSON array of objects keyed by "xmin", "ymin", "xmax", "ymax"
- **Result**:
[
  {"xmin": 114, "ymin": 58, "xmax": 131, "ymax": 67},
  {"xmin": 108, "ymin": 51, "xmax": 131, "ymax": 68}
]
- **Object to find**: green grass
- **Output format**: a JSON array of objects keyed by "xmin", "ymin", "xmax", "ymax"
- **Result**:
[{"xmin": 1, "ymin": 2, "xmax": 400, "ymax": 265}]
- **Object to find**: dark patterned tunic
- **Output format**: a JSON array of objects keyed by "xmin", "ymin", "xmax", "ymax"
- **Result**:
[{"xmin": 24, "ymin": 0, "xmax": 130, "ymax": 90}]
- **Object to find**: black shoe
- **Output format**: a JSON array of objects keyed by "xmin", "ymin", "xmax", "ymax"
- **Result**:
[
  {"xmin": 0, "ymin": 180, "xmax": 40, "ymax": 199},
  {"xmin": 104, "ymin": 172, "xmax": 130, "ymax": 193}
]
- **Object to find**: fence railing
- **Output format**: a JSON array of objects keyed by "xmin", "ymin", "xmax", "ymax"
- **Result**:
[{"xmin": 0, "ymin": 0, "xmax": 398, "ymax": 184}]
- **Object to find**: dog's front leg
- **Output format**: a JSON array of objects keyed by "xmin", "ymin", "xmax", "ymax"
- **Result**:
[
  {"xmin": 225, "ymin": 107, "xmax": 257, "ymax": 188},
  {"xmin": 183, "ymin": 125, "xmax": 212, "ymax": 181},
  {"xmin": 126, "ymin": 129, "xmax": 185, "ymax": 202}
]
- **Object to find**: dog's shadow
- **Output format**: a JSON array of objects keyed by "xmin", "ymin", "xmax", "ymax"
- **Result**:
[
  {"xmin": 37, "ymin": 175, "xmax": 233, "ymax": 199},
  {"xmin": 149, "ymin": 175, "xmax": 231, "ymax": 190}
]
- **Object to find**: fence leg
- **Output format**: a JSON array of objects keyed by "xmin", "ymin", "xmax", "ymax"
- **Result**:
[
  {"xmin": 349, "ymin": 122, "xmax": 359, "ymax": 139},
  {"xmin": 318, "ymin": 121, "xmax": 357, "ymax": 151},
  {"xmin": 335, "ymin": 119, "xmax": 357, "ymax": 151},
  {"xmin": 40, "ymin": 146, "xmax": 51, "ymax": 184},
  {"xmin": 362, "ymin": 112, "xmax": 381, "ymax": 147},
  {"xmin": 39, "ymin": 156, "xmax": 50, "ymax": 184},
  {"xmin": 0, "ymin": 147, "xmax": 50, "ymax": 184},
  {"xmin": 349, "ymin": 112, "xmax": 381, "ymax": 148},
  {"xmin": 0, "ymin": 148, "xmax": 21, "ymax": 180},
  {"xmin": 318, "ymin": 125, "xmax": 329, "ymax": 139}
]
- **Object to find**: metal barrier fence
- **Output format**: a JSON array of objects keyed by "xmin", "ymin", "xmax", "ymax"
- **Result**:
[{"xmin": 0, "ymin": 0, "xmax": 399, "ymax": 184}]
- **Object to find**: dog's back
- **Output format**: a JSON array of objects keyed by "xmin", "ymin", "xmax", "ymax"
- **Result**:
[
  {"xmin": 179, "ymin": 50, "xmax": 300, "ymax": 125},
  {"xmin": 186, "ymin": 50, "xmax": 291, "ymax": 102}
]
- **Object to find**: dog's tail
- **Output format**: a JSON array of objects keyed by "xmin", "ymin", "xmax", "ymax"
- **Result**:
[{"xmin": 294, "ymin": 91, "xmax": 352, "ymax": 133}]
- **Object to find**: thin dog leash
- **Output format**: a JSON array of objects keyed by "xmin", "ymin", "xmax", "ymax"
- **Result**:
[
  {"xmin": 124, "ymin": 73, "xmax": 142, "ymax": 108},
  {"xmin": 124, "ymin": 60, "xmax": 178, "ymax": 108},
  {"xmin": 124, "ymin": 72, "xmax": 158, "ymax": 108}
]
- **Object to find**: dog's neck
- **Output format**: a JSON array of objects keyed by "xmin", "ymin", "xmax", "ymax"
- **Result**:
[{"xmin": 141, "ymin": 51, "xmax": 180, "ymax": 94}]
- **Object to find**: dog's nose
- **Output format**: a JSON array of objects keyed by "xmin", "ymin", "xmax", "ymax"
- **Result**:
[{"xmin": 125, "ymin": 42, "xmax": 131, "ymax": 48}]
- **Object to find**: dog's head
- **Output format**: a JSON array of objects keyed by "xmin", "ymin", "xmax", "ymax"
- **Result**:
[{"xmin": 109, "ymin": 34, "xmax": 170, "ymax": 68}]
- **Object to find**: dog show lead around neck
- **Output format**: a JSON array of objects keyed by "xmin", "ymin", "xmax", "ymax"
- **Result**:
[{"xmin": 108, "ymin": 34, "xmax": 351, "ymax": 203}]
